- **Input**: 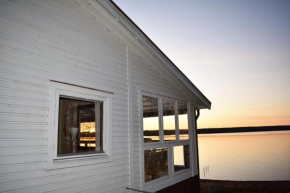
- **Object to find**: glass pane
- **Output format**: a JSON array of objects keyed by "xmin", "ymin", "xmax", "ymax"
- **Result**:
[
  {"xmin": 57, "ymin": 97, "xmax": 103, "ymax": 155},
  {"xmin": 144, "ymin": 148, "xmax": 168, "ymax": 182},
  {"xmin": 163, "ymin": 99, "xmax": 176, "ymax": 141},
  {"xmin": 174, "ymin": 145, "xmax": 190, "ymax": 172},
  {"xmin": 178, "ymin": 102, "xmax": 189, "ymax": 140},
  {"xmin": 143, "ymin": 96, "xmax": 159, "ymax": 143}
]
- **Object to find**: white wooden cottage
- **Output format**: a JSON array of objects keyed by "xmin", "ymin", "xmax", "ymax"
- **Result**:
[{"xmin": 0, "ymin": 0, "xmax": 211, "ymax": 192}]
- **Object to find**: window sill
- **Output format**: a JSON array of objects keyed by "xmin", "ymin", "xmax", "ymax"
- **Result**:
[
  {"xmin": 47, "ymin": 153, "xmax": 112, "ymax": 170},
  {"xmin": 144, "ymin": 169, "xmax": 192, "ymax": 192},
  {"xmin": 55, "ymin": 152, "xmax": 106, "ymax": 161},
  {"xmin": 145, "ymin": 175, "xmax": 171, "ymax": 186},
  {"xmin": 174, "ymin": 168, "xmax": 192, "ymax": 176}
]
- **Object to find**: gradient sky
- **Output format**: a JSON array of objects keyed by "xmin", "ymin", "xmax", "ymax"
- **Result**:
[{"xmin": 114, "ymin": 0, "xmax": 290, "ymax": 128}]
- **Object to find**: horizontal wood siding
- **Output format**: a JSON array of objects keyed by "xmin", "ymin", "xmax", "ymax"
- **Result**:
[{"xmin": 0, "ymin": 0, "xmax": 129, "ymax": 192}]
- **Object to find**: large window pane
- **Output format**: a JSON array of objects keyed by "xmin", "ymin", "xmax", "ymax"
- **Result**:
[
  {"xmin": 163, "ymin": 99, "xmax": 176, "ymax": 141},
  {"xmin": 174, "ymin": 145, "xmax": 190, "ymax": 172},
  {"xmin": 178, "ymin": 102, "xmax": 189, "ymax": 140},
  {"xmin": 144, "ymin": 148, "xmax": 168, "ymax": 182},
  {"xmin": 143, "ymin": 96, "xmax": 159, "ymax": 143},
  {"xmin": 58, "ymin": 97, "xmax": 103, "ymax": 155}
]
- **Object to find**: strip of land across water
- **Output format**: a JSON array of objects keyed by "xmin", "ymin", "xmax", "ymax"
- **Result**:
[{"xmin": 197, "ymin": 125, "xmax": 290, "ymax": 134}]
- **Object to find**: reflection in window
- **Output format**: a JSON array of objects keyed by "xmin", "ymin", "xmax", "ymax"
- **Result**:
[
  {"xmin": 143, "ymin": 96, "xmax": 159, "ymax": 143},
  {"xmin": 174, "ymin": 145, "xmax": 190, "ymax": 172},
  {"xmin": 57, "ymin": 97, "xmax": 103, "ymax": 155},
  {"xmin": 178, "ymin": 102, "xmax": 189, "ymax": 140},
  {"xmin": 163, "ymin": 99, "xmax": 176, "ymax": 141},
  {"xmin": 144, "ymin": 148, "xmax": 168, "ymax": 182}
]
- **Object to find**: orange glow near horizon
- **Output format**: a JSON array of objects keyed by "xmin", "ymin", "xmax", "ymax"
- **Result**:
[
  {"xmin": 144, "ymin": 106, "xmax": 290, "ymax": 129},
  {"xmin": 115, "ymin": 0, "xmax": 290, "ymax": 130},
  {"xmin": 197, "ymin": 106, "xmax": 290, "ymax": 129},
  {"xmin": 144, "ymin": 115, "xmax": 189, "ymax": 130}
]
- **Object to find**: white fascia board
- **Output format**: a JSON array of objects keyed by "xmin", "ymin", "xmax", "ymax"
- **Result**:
[{"xmin": 96, "ymin": 0, "xmax": 211, "ymax": 109}]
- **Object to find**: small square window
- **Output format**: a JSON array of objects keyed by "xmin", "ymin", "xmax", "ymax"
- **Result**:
[
  {"xmin": 47, "ymin": 81, "xmax": 112, "ymax": 170},
  {"xmin": 57, "ymin": 97, "xmax": 103, "ymax": 156}
]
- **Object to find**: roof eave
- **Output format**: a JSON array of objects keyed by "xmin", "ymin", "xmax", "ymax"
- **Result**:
[{"xmin": 96, "ymin": 0, "xmax": 211, "ymax": 109}]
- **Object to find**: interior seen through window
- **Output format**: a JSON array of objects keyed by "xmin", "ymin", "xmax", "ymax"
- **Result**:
[{"xmin": 57, "ymin": 97, "xmax": 103, "ymax": 156}]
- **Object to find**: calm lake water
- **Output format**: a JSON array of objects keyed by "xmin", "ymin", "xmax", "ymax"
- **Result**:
[{"xmin": 198, "ymin": 131, "xmax": 290, "ymax": 181}]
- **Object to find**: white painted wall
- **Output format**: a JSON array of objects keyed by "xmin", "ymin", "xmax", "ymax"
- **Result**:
[
  {"xmin": 0, "ymin": 0, "xmax": 200, "ymax": 192},
  {"xmin": 0, "ymin": 0, "xmax": 129, "ymax": 192},
  {"xmin": 199, "ymin": 131, "xmax": 290, "ymax": 181}
]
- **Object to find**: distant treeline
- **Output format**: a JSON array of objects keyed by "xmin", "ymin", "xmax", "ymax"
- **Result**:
[{"xmin": 197, "ymin": 125, "xmax": 290, "ymax": 134}]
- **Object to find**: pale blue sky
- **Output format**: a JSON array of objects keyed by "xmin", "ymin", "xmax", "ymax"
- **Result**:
[{"xmin": 114, "ymin": 0, "xmax": 290, "ymax": 128}]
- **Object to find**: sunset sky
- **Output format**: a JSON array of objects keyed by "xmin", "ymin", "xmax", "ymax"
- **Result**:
[{"xmin": 115, "ymin": 0, "xmax": 290, "ymax": 128}]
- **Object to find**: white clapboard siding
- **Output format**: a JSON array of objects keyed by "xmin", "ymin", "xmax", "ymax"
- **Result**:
[
  {"xmin": 0, "ymin": 139, "xmax": 47, "ymax": 148},
  {"xmin": 0, "ymin": 113, "xmax": 47, "ymax": 123},
  {"xmin": 0, "ymin": 49, "xmax": 127, "ymax": 92},
  {"xmin": 0, "ymin": 14, "xmax": 126, "ymax": 62},
  {"xmin": 0, "ymin": 154, "xmax": 46, "ymax": 166},
  {"xmin": 0, "ymin": 147, "xmax": 47, "ymax": 157},
  {"xmin": 0, "ymin": 162, "xmax": 45, "ymax": 175},
  {"xmin": 0, "ymin": 78, "xmax": 49, "ymax": 93},
  {"xmin": 112, "ymin": 137, "xmax": 128, "ymax": 144},
  {"xmin": 1, "ymin": 166, "xmax": 129, "ymax": 192},
  {"xmin": 0, "ymin": 20, "xmax": 127, "ymax": 75},
  {"xmin": 0, "ymin": 58, "xmax": 128, "ymax": 95},
  {"xmin": 0, "ymin": 104, "xmax": 48, "ymax": 116},
  {"xmin": 0, "ymin": 164, "xmax": 128, "ymax": 192},
  {"xmin": 0, "ymin": 0, "xmax": 130, "ymax": 192},
  {"xmin": 0, "ymin": 130, "xmax": 47, "ymax": 139},
  {"xmin": 0, "ymin": 123, "xmax": 47, "ymax": 131},
  {"xmin": 0, "ymin": 162, "xmax": 128, "ymax": 184},
  {"xmin": 0, "ymin": 0, "xmax": 202, "ymax": 192},
  {"xmin": 0, "ymin": 1, "xmax": 125, "ymax": 53},
  {"xmin": 1, "ymin": 160, "xmax": 122, "ymax": 183},
  {"xmin": 0, "ymin": 70, "xmax": 48, "ymax": 86}
]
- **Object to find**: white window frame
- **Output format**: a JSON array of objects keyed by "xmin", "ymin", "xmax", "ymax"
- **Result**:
[
  {"xmin": 140, "ymin": 90, "xmax": 195, "ymax": 192},
  {"xmin": 47, "ymin": 81, "xmax": 112, "ymax": 170}
]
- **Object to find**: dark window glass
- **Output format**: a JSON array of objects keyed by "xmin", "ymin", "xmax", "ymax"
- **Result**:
[
  {"xmin": 144, "ymin": 148, "xmax": 168, "ymax": 182},
  {"xmin": 57, "ymin": 97, "xmax": 103, "ymax": 155}
]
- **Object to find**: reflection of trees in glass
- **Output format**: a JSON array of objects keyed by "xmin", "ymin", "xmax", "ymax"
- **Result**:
[
  {"xmin": 144, "ymin": 148, "xmax": 168, "ymax": 182},
  {"xmin": 58, "ymin": 97, "xmax": 103, "ymax": 155},
  {"xmin": 143, "ymin": 96, "xmax": 159, "ymax": 142},
  {"xmin": 163, "ymin": 99, "xmax": 176, "ymax": 141}
]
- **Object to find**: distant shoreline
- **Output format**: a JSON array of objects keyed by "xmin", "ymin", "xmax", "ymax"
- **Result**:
[{"xmin": 197, "ymin": 125, "xmax": 290, "ymax": 134}]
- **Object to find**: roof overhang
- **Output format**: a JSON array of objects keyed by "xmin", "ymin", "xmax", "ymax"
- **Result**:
[{"xmin": 95, "ymin": 0, "xmax": 211, "ymax": 109}]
